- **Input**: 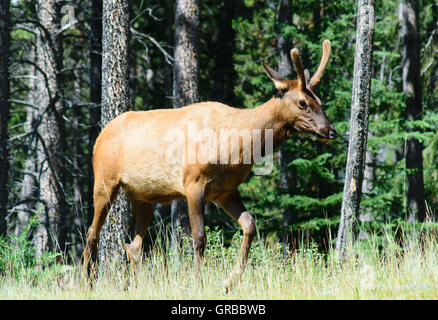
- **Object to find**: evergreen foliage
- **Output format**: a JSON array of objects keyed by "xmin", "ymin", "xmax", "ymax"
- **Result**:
[{"xmin": 3, "ymin": 0, "xmax": 438, "ymax": 260}]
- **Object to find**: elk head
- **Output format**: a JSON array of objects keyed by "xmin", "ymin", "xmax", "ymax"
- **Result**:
[{"xmin": 262, "ymin": 40, "xmax": 337, "ymax": 141}]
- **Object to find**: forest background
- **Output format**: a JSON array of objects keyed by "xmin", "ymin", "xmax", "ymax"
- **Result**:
[{"xmin": 1, "ymin": 0, "xmax": 437, "ymax": 275}]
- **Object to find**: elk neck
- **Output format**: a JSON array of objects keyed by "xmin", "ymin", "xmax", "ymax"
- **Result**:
[{"xmin": 243, "ymin": 97, "xmax": 293, "ymax": 150}]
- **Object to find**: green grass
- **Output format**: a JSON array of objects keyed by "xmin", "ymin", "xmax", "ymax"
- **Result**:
[{"xmin": 1, "ymin": 224, "xmax": 438, "ymax": 299}]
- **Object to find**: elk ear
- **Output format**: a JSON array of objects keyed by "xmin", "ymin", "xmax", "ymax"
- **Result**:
[
  {"xmin": 304, "ymin": 69, "xmax": 310, "ymax": 86},
  {"xmin": 261, "ymin": 62, "xmax": 288, "ymax": 91}
]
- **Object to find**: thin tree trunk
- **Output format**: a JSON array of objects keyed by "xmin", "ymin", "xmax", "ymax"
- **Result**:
[
  {"xmin": 97, "ymin": 0, "xmax": 131, "ymax": 268},
  {"xmin": 277, "ymin": 0, "xmax": 293, "ymax": 78},
  {"xmin": 211, "ymin": 0, "xmax": 236, "ymax": 106},
  {"xmin": 88, "ymin": 0, "xmax": 102, "ymax": 228},
  {"xmin": 276, "ymin": 0, "xmax": 296, "ymax": 255},
  {"xmin": 72, "ymin": 69, "xmax": 85, "ymax": 260},
  {"xmin": 0, "ymin": 0, "xmax": 10, "ymax": 237},
  {"xmin": 34, "ymin": 0, "xmax": 67, "ymax": 256},
  {"xmin": 206, "ymin": 0, "xmax": 236, "ymax": 220},
  {"xmin": 399, "ymin": 0, "xmax": 426, "ymax": 222},
  {"xmin": 173, "ymin": 0, "xmax": 200, "ymax": 108},
  {"xmin": 336, "ymin": 0, "xmax": 375, "ymax": 255},
  {"xmin": 171, "ymin": 0, "xmax": 200, "ymax": 247},
  {"xmin": 15, "ymin": 57, "xmax": 37, "ymax": 236},
  {"xmin": 164, "ymin": 0, "xmax": 174, "ymax": 109}
]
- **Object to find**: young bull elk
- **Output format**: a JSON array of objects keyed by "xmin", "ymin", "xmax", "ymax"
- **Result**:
[{"xmin": 82, "ymin": 40, "xmax": 337, "ymax": 290}]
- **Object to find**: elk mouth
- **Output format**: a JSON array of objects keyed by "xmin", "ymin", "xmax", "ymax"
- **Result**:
[
  {"xmin": 313, "ymin": 126, "xmax": 337, "ymax": 141},
  {"xmin": 313, "ymin": 131, "xmax": 333, "ymax": 142}
]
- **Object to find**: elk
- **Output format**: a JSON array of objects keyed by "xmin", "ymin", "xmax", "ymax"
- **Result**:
[{"xmin": 82, "ymin": 40, "xmax": 337, "ymax": 290}]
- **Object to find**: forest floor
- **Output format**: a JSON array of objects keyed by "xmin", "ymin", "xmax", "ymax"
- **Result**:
[{"xmin": 1, "ymin": 227, "xmax": 438, "ymax": 299}]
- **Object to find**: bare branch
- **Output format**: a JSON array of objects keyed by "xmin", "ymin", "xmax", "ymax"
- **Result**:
[{"xmin": 131, "ymin": 28, "xmax": 174, "ymax": 65}]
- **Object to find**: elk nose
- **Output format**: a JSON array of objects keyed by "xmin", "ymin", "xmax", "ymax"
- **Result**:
[{"xmin": 329, "ymin": 126, "xmax": 337, "ymax": 139}]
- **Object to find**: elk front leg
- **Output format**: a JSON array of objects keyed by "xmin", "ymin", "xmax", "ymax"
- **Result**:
[
  {"xmin": 217, "ymin": 191, "xmax": 256, "ymax": 291},
  {"xmin": 185, "ymin": 184, "xmax": 206, "ymax": 275}
]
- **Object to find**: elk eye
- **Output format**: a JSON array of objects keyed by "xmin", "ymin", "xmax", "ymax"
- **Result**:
[{"xmin": 298, "ymin": 99, "xmax": 307, "ymax": 108}]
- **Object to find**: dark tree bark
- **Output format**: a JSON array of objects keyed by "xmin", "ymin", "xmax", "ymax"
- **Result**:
[
  {"xmin": 34, "ymin": 0, "xmax": 67, "ymax": 257},
  {"xmin": 128, "ymin": 4, "xmax": 137, "ymax": 109},
  {"xmin": 399, "ymin": 0, "xmax": 426, "ymax": 222},
  {"xmin": 72, "ymin": 69, "xmax": 85, "ymax": 260},
  {"xmin": 87, "ymin": 0, "xmax": 102, "ymax": 228},
  {"xmin": 425, "ymin": 1, "xmax": 438, "ymax": 104},
  {"xmin": 171, "ymin": 0, "xmax": 200, "ymax": 246},
  {"xmin": 336, "ymin": 0, "xmax": 375, "ymax": 255},
  {"xmin": 97, "ymin": 0, "xmax": 131, "ymax": 268},
  {"xmin": 0, "ymin": 0, "xmax": 10, "ymax": 237},
  {"xmin": 211, "ymin": 0, "xmax": 236, "ymax": 106},
  {"xmin": 164, "ymin": 0, "xmax": 174, "ymax": 109},
  {"xmin": 276, "ymin": 0, "xmax": 296, "ymax": 255},
  {"xmin": 276, "ymin": 0, "xmax": 293, "ymax": 78},
  {"xmin": 173, "ymin": 0, "xmax": 200, "ymax": 108}
]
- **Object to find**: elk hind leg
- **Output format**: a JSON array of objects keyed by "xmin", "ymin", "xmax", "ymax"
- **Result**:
[{"xmin": 81, "ymin": 177, "xmax": 120, "ymax": 281}]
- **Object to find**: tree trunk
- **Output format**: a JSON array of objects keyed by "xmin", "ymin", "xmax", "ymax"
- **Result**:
[
  {"xmin": 171, "ymin": 0, "xmax": 200, "ymax": 247},
  {"xmin": 128, "ymin": 4, "xmax": 137, "ymax": 109},
  {"xmin": 276, "ymin": 0, "xmax": 296, "ymax": 255},
  {"xmin": 0, "ymin": 0, "xmax": 10, "ymax": 237},
  {"xmin": 211, "ymin": 0, "xmax": 236, "ymax": 106},
  {"xmin": 34, "ymin": 0, "xmax": 67, "ymax": 257},
  {"xmin": 336, "ymin": 0, "xmax": 375, "ymax": 255},
  {"xmin": 15, "ymin": 53, "xmax": 37, "ymax": 236},
  {"xmin": 87, "ymin": 0, "xmax": 102, "ymax": 228},
  {"xmin": 72, "ymin": 69, "xmax": 85, "ymax": 260},
  {"xmin": 173, "ymin": 0, "xmax": 200, "ymax": 108},
  {"xmin": 277, "ymin": 0, "xmax": 293, "ymax": 78},
  {"xmin": 97, "ymin": 0, "xmax": 131, "ymax": 269},
  {"xmin": 399, "ymin": 0, "xmax": 426, "ymax": 222},
  {"xmin": 164, "ymin": 0, "xmax": 174, "ymax": 109}
]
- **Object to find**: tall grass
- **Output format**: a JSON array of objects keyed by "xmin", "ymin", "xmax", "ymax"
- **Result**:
[{"xmin": 1, "ymin": 223, "xmax": 438, "ymax": 299}]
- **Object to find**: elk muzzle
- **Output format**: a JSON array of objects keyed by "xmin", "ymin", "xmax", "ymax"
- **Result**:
[{"xmin": 315, "ymin": 123, "xmax": 337, "ymax": 141}]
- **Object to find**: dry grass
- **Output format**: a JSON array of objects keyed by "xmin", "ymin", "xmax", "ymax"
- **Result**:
[{"xmin": 1, "ymin": 228, "xmax": 438, "ymax": 299}]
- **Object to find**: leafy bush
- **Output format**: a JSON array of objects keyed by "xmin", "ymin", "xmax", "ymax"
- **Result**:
[{"xmin": 0, "ymin": 215, "xmax": 61, "ymax": 279}]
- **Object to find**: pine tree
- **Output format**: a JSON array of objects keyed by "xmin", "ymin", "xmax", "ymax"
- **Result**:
[
  {"xmin": 336, "ymin": 0, "xmax": 376, "ymax": 255},
  {"xmin": 276, "ymin": 0, "xmax": 296, "ymax": 254},
  {"xmin": 0, "ymin": 0, "xmax": 10, "ymax": 237},
  {"xmin": 399, "ymin": 0, "xmax": 426, "ymax": 222},
  {"xmin": 171, "ymin": 0, "xmax": 201, "ymax": 246},
  {"xmin": 34, "ymin": 0, "xmax": 67, "ymax": 256},
  {"xmin": 88, "ymin": 0, "xmax": 103, "ymax": 227},
  {"xmin": 97, "ymin": 0, "xmax": 131, "ymax": 268}
]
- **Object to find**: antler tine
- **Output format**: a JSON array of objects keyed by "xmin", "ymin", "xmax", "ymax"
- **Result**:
[
  {"xmin": 290, "ymin": 48, "xmax": 306, "ymax": 89},
  {"xmin": 309, "ymin": 39, "xmax": 331, "ymax": 89}
]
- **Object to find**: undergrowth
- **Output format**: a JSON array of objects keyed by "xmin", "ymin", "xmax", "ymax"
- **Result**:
[{"xmin": 0, "ymin": 219, "xmax": 438, "ymax": 299}]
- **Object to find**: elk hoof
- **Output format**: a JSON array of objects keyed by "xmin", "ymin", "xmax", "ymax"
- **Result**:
[
  {"xmin": 124, "ymin": 243, "xmax": 141, "ymax": 263},
  {"xmin": 224, "ymin": 269, "xmax": 241, "ymax": 293},
  {"xmin": 123, "ymin": 243, "xmax": 134, "ymax": 261}
]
